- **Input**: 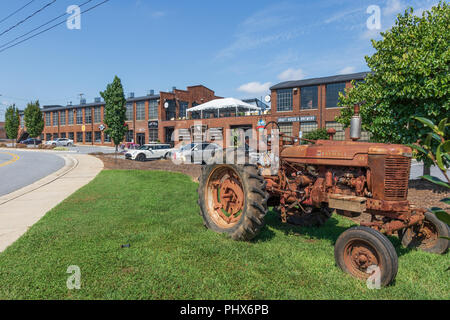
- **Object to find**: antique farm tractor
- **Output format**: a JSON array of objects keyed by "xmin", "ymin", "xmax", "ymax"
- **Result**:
[{"xmin": 197, "ymin": 105, "xmax": 449, "ymax": 286}]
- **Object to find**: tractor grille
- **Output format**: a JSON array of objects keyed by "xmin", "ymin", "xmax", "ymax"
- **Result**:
[{"xmin": 384, "ymin": 156, "xmax": 411, "ymax": 201}]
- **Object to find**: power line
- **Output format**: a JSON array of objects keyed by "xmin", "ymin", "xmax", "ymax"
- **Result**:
[
  {"xmin": 0, "ymin": 0, "xmax": 110, "ymax": 54},
  {"xmin": 0, "ymin": 0, "xmax": 93, "ymax": 50},
  {"xmin": 0, "ymin": 1, "xmax": 36, "ymax": 25},
  {"xmin": 0, "ymin": 0, "xmax": 57, "ymax": 38}
]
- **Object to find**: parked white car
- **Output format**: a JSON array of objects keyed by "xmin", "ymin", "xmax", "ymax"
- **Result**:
[
  {"xmin": 45, "ymin": 138, "xmax": 74, "ymax": 147},
  {"xmin": 125, "ymin": 143, "xmax": 174, "ymax": 161}
]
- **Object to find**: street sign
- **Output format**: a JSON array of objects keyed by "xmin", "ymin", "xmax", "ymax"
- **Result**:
[
  {"xmin": 256, "ymin": 119, "xmax": 266, "ymax": 132},
  {"xmin": 148, "ymin": 121, "xmax": 158, "ymax": 129}
]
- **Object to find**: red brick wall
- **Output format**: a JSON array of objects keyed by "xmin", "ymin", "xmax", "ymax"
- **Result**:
[
  {"xmin": 0, "ymin": 122, "xmax": 6, "ymax": 139},
  {"xmin": 40, "ymin": 80, "xmax": 359, "ymax": 147},
  {"xmin": 158, "ymin": 80, "xmax": 357, "ymax": 146},
  {"xmin": 43, "ymin": 106, "xmax": 114, "ymax": 146}
]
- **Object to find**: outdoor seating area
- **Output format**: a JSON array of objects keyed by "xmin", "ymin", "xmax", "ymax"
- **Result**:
[{"xmin": 186, "ymin": 97, "xmax": 267, "ymax": 120}]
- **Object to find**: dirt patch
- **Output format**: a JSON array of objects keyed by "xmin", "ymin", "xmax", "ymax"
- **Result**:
[
  {"xmin": 408, "ymin": 179, "xmax": 450, "ymax": 210},
  {"xmin": 94, "ymin": 155, "xmax": 202, "ymax": 181}
]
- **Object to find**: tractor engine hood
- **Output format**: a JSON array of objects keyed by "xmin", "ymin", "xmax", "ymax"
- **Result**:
[{"xmin": 280, "ymin": 140, "xmax": 412, "ymax": 167}]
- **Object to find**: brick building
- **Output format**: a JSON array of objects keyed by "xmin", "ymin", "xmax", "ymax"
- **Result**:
[
  {"xmin": 269, "ymin": 71, "xmax": 370, "ymax": 141},
  {"xmin": 161, "ymin": 72, "xmax": 369, "ymax": 146},
  {"xmin": 38, "ymin": 72, "xmax": 369, "ymax": 147},
  {"xmin": 41, "ymin": 85, "xmax": 222, "ymax": 146},
  {"xmin": 0, "ymin": 122, "xmax": 6, "ymax": 140}
]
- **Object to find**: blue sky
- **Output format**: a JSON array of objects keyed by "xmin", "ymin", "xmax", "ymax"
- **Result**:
[{"xmin": 0, "ymin": 0, "xmax": 440, "ymax": 120}]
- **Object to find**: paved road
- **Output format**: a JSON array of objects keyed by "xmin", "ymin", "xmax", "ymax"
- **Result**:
[
  {"xmin": 0, "ymin": 150, "xmax": 65, "ymax": 197},
  {"xmin": 5, "ymin": 144, "xmax": 117, "ymax": 155}
]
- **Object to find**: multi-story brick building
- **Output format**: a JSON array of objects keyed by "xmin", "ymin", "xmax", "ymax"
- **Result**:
[
  {"xmin": 38, "ymin": 72, "xmax": 369, "ymax": 147},
  {"xmin": 269, "ymin": 71, "xmax": 370, "ymax": 141},
  {"xmin": 161, "ymin": 72, "xmax": 369, "ymax": 146},
  {"xmin": 41, "ymin": 85, "xmax": 222, "ymax": 146},
  {"xmin": 0, "ymin": 122, "xmax": 6, "ymax": 140}
]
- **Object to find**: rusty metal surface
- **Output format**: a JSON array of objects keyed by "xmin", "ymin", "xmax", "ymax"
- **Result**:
[
  {"xmin": 207, "ymin": 166, "xmax": 245, "ymax": 228},
  {"xmin": 343, "ymin": 239, "xmax": 381, "ymax": 280},
  {"xmin": 260, "ymin": 134, "xmax": 425, "ymax": 234}
]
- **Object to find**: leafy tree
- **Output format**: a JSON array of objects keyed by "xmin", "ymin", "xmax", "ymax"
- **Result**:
[
  {"xmin": 100, "ymin": 76, "xmax": 127, "ymax": 152},
  {"xmin": 302, "ymin": 128, "xmax": 329, "ymax": 143},
  {"xmin": 337, "ymin": 2, "xmax": 449, "ymax": 172},
  {"xmin": 409, "ymin": 116, "xmax": 449, "ymax": 233},
  {"xmin": 4, "ymin": 104, "xmax": 20, "ymax": 146},
  {"xmin": 24, "ymin": 101, "xmax": 44, "ymax": 147}
]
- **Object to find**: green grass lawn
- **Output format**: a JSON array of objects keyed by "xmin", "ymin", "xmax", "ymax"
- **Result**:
[{"xmin": 0, "ymin": 170, "xmax": 448, "ymax": 299}]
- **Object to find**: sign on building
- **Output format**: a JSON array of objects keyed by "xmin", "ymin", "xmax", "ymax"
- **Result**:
[
  {"xmin": 278, "ymin": 116, "xmax": 317, "ymax": 123},
  {"xmin": 148, "ymin": 121, "xmax": 159, "ymax": 129}
]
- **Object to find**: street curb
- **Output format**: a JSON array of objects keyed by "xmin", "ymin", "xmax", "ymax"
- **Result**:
[
  {"xmin": 0, "ymin": 154, "xmax": 103, "ymax": 253},
  {"xmin": 0, "ymin": 147, "xmax": 78, "ymax": 154},
  {"xmin": 0, "ymin": 154, "xmax": 78, "ymax": 205}
]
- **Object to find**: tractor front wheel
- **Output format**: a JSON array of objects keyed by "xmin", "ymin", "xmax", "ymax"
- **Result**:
[
  {"xmin": 334, "ymin": 226, "xmax": 398, "ymax": 287},
  {"xmin": 198, "ymin": 164, "xmax": 268, "ymax": 241},
  {"xmin": 399, "ymin": 211, "xmax": 449, "ymax": 254}
]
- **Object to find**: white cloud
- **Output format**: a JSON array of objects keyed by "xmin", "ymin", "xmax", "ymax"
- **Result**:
[
  {"xmin": 338, "ymin": 66, "xmax": 357, "ymax": 74},
  {"xmin": 277, "ymin": 68, "xmax": 306, "ymax": 81},
  {"xmin": 215, "ymin": 2, "xmax": 310, "ymax": 60},
  {"xmin": 324, "ymin": 8, "xmax": 362, "ymax": 24},
  {"xmin": 238, "ymin": 82, "xmax": 272, "ymax": 94},
  {"xmin": 384, "ymin": 0, "xmax": 404, "ymax": 16}
]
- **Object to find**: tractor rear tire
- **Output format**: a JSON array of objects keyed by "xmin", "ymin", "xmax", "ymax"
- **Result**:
[
  {"xmin": 399, "ymin": 211, "xmax": 449, "ymax": 254},
  {"xmin": 334, "ymin": 226, "xmax": 398, "ymax": 287},
  {"xmin": 198, "ymin": 164, "xmax": 268, "ymax": 241}
]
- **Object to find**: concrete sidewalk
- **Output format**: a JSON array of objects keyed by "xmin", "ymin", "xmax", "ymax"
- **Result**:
[{"xmin": 0, "ymin": 154, "xmax": 103, "ymax": 252}]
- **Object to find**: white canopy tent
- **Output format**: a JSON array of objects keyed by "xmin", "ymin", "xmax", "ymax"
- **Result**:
[{"xmin": 186, "ymin": 97, "xmax": 261, "ymax": 119}]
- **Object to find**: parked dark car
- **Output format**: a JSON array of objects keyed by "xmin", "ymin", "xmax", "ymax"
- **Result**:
[{"xmin": 20, "ymin": 138, "xmax": 42, "ymax": 145}]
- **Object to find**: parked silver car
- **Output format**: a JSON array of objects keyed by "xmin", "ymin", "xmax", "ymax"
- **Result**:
[
  {"xmin": 172, "ymin": 143, "xmax": 222, "ymax": 164},
  {"xmin": 45, "ymin": 138, "xmax": 74, "ymax": 147}
]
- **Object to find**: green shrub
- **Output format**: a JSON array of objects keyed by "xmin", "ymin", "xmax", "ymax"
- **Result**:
[{"xmin": 302, "ymin": 129, "xmax": 329, "ymax": 143}]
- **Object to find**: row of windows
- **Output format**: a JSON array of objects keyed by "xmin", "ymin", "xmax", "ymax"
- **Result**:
[
  {"xmin": 276, "ymin": 121, "xmax": 372, "ymax": 142},
  {"xmin": 277, "ymin": 82, "xmax": 347, "ymax": 112},
  {"xmin": 279, "ymin": 122, "xmax": 319, "ymax": 137},
  {"xmin": 136, "ymin": 102, "xmax": 146, "ymax": 120},
  {"xmin": 46, "ymin": 108, "xmax": 103, "ymax": 126},
  {"xmin": 46, "ymin": 131, "xmax": 110, "ymax": 143},
  {"xmin": 164, "ymin": 100, "xmax": 192, "ymax": 120},
  {"xmin": 128, "ymin": 100, "xmax": 160, "ymax": 121}
]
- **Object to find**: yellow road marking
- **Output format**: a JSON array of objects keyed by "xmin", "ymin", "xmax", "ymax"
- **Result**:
[{"xmin": 0, "ymin": 152, "xmax": 20, "ymax": 168}]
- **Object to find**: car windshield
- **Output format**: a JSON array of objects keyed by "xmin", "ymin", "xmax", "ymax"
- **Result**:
[
  {"xmin": 138, "ymin": 145, "xmax": 149, "ymax": 150},
  {"xmin": 181, "ymin": 144, "xmax": 195, "ymax": 151}
]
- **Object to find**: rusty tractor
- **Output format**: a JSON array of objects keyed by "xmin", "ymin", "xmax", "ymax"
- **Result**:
[{"xmin": 197, "ymin": 105, "xmax": 449, "ymax": 286}]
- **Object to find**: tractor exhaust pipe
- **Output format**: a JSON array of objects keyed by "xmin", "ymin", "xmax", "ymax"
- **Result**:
[{"xmin": 350, "ymin": 104, "xmax": 361, "ymax": 141}]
